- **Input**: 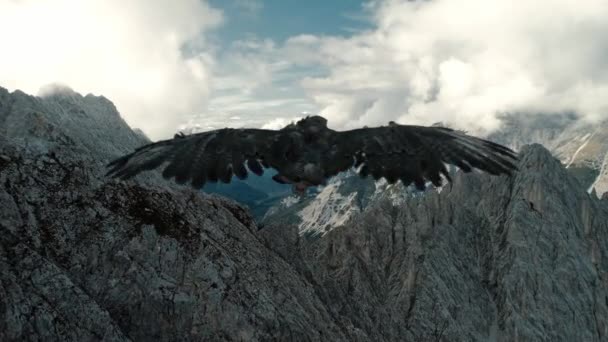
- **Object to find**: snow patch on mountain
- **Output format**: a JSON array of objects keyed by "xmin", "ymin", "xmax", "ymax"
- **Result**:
[
  {"xmin": 281, "ymin": 195, "xmax": 300, "ymax": 208},
  {"xmin": 566, "ymin": 133, "xmax": 593, "ymax": 168},
  {"xmin": 491, "ymin": 114, "xmax": 608, "ymax": 196},
  {"xmin": 588, "ymin": 152, "xmax": 608, "ymax": 194},
  {"xmin": 370, "ymin": 178, "xmax": 410, "ymax": 205},
  {"xmin": 297, "ymin": 180, "xmax": 359, "ymax": 236}
]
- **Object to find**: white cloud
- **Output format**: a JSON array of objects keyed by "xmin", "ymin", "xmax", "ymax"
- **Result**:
[
  {"xmin": 261, "ymin": 117, "xmax": 302, "ymax": 130},
  {"xmin": 0, "ymin": 0, "xmax": 222, "ymax": 140},
  {"xmin": 7, "ymin": 0, "xmax": 605, "ymax": 138},
  {"xmin": 277, "ymin": 0, "xmax": 608, "ymax": 134},
  {"xmin": 206, "ymin": 36, "xmax": 319, "ymax": 129}
]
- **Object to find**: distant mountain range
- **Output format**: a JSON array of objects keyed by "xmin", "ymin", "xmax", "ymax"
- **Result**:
[{"xmin": 489, "ymin": 112, "xmax": 608, "ymax": 195}]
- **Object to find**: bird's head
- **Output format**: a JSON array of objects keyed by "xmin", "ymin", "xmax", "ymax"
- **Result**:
[{"xmin": 296, "ymin": 115, "xmax": 328, "ymax": 133}]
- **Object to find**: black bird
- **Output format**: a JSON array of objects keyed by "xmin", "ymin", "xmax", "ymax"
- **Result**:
[{"xmin": 106, "ymin": 116, "xmax": 517, "ymax": 194}]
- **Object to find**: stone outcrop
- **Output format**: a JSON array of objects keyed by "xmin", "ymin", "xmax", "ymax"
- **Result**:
[
  {"xmin": 261, "ymin": 144, "xmax": 608, "ymax": 341},
  {"xmin": 0, "ymin": 137, "xmax": 349, "ymax": 342}
]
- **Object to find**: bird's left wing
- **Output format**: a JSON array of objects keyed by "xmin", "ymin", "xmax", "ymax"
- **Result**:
[
  {"xmin": 322, "ymin": 124, "xmax": 517, "ymax": 190},
  {"xmin": 106, "ymin": 128, "xmax": 283, "ymax": 188}
]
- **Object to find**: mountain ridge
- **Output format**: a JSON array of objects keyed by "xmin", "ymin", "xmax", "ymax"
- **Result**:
[{"xmin": 1, "ymin": 86, "xmax": 607, "ymax": 341}]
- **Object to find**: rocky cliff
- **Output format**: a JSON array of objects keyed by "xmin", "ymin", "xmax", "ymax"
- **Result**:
[
  {"xmin": 1, "ymin": 87, "xmax": 607, "ymax": 341},
  {"xmin": 263, "ymin": 144, "xmax": 608, "ymax": 341},
  {"xmin": 0, "ymin": 86, "xmax": 351, "ymax": 341},
  {"xmin": 489, "ymin": 113, "xmax": 608, "ymax": 196}
]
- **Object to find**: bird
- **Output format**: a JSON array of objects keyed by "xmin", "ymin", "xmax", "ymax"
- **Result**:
[{"xmin": 106, "ymin": 115, "xmax": 518, "ymax": 194}]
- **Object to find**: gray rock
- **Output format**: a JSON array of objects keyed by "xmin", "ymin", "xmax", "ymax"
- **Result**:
[
  {"xmin": 262, "ymin": 144, "xmax": 608, "ymax": 341},
  {"xmin": 1, "ymin": 86, "xmax": 607, "ymax": 341},
  {"xmin": 0, "ymin": 87, "xmax": 349, "ymax": 341},
  {"xmin": 0, "ymin": 145, "xmax": 349, "ymax": 341},
  {"xmin": 489, "ymin": 113, "xmax": 608, "ymax": 196}
]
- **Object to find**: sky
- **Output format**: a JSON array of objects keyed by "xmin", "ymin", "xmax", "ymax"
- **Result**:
[{"xmin": 1, "ymin": 0, "xmax": 607, "ymax": 140}]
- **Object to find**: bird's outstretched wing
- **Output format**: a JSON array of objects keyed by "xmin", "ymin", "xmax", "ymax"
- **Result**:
[
  {"xmin": 106, "ymin": 128, "xmax": 282, "ymax": 188},
  {"xmin": 323, "ymin": 124, "xmax": 517, "ymax": 190}
]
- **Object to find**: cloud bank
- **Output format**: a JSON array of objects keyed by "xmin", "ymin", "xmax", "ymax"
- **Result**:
[
  {"xmin": 285, "ymin": 0, "xmax": 608, "ymax": 133},
  {"xmin": 3, "ymin": 0, "xmax": 607, "ymax": 137},
  {"xmin": 0, "ymin": 0, "xmax": 221, "ymax": 139}
]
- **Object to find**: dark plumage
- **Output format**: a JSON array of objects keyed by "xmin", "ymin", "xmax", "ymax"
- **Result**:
[{"xmin": 106, "ymin": 116, "xmax": 518, "ymax": 193}]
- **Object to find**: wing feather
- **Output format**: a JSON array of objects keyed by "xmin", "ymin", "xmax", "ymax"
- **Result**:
[
  {"xmin": 328, "ymin": 124, "xmax": 517, "ymax": 188},
  {"xmin": 106, "ymin": 128, "xmax": 280, "ymax": 188},
  {"xmin": 107, "ymin": 118, "xmax": 517, "ymax": 190}
]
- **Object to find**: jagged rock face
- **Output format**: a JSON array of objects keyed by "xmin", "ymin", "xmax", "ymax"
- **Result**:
[
  {"xmin": 0, "ymin": 86, "xmax": 177, "ymax": 190},
  {"xmin": 0, "ymin": 87, "xmax": 350, "ymax": 341},
  {"xmin": 0, "ymin": 86, "xmax": 147, "ymax": 161},
  {"xmin": 489, "ymin": 113, "xmax": 608, "ymax": 196},
  {"xmin": 263, "ymin": 172, "xmax": 375, "ymax": 236},
  {"xmin": 0, "ymin": 145, "xmax": 352, "ymax": 341},
  {"xmin": 1, "ymin": 87, "xmax": 608, "ymax": 341},
  {"xmin": 543, "ymin": 122, "xmax": 608, "ymax": 195},
  {"xmin": 262, "ymin": 171, "xmax": 428, "ymax": 237},
  {"xmin": 263, "ymin": 144, "xmax": 608, "ymax": 341},
  {"xmin": 488, "ymin": 113, "xmax": 580, "ymax": 151}
]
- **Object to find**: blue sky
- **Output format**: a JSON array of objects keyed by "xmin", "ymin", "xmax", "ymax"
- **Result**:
[{"xmin": 208, "ymin": 0, "xmax": 371, "ymax": 42}]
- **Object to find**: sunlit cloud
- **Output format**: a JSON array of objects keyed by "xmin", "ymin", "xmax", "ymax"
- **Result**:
[
  {"xmin": 287, "ymin": 0, "xmax": 608, "ymax": 133},
  {"xmin": 0, "ymin": 0, "xmax": 222, "ymax": 139},
  {"xmin": 212, "ymin": 0, "xmax": 608, "ymax": 134},
  {"xmin": 3, "ymin": 0, "xmax": 607, "ymax": 138}
]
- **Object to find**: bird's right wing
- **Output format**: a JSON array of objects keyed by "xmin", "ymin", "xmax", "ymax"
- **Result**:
[{"xmin": 106, "ymin": 128, "xmax": 285, "ymax": 188}]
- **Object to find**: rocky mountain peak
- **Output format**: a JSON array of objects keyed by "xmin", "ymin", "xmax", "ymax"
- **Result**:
[{"xmin": 1, "ymin": 87, "xmax": 607, "ymax": 341}]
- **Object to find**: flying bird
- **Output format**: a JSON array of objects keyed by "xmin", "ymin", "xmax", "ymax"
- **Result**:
[{"xmin": 106, "ymin": 116, "xmax": 517, "ymax": 194}]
